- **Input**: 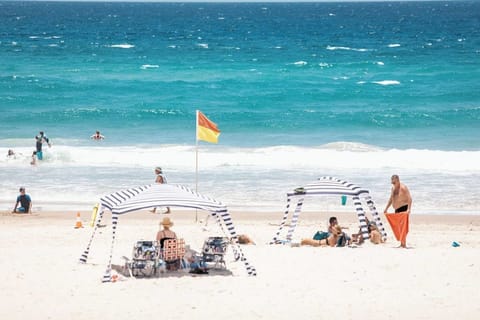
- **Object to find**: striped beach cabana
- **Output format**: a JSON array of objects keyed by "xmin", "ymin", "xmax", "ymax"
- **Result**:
[
  {"xmin": 79, "ymin": 183, "xmax": 256, "ymax": 282},
  {"xmin": 270, "ymin": 176, "xmax": 387, "ymax": 244}
]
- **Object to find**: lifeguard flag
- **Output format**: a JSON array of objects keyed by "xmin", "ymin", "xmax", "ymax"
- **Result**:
[{"xmin": 197, "ymin": 110, "xmax": 220, "ymax": 144}]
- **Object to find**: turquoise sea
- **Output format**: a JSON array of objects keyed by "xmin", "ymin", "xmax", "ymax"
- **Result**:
[{"xmin": 0, "ymin": 1, "xmax": 479, "ymax": 214}]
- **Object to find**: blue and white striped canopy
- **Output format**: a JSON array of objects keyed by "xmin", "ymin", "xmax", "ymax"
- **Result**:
[
  {"xmin": 80, "ymin": 183, "xmax": 256, "ymax": 280},
  {"xmin": 271, "ymin": 176, "xmax": 387, "ymax": 244},
  {"xmin": 100, "ymin": 183, "xmax": 227, "ymax": 214},
  {"xmin": 287, "ymin": 176, "xmax": 371, "ymax": 197}
]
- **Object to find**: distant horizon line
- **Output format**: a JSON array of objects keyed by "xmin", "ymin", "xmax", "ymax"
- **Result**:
[{"xmin": 0, "ymin": 0, "xmax": 463, "ymax": 3}]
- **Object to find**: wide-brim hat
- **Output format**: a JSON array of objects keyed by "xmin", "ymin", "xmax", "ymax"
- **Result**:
[{"xmin": 160, "ymin": 217, "xmax": 173, "ymax": 227}]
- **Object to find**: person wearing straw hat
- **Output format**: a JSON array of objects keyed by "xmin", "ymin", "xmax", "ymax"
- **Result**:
[
  {"xmin": 150, "ymin": 166, "xmax": 171, "ymax": 214},
  {"xmin": 156, "ymin": 217, "xmax": 177, "ymax": 248}
]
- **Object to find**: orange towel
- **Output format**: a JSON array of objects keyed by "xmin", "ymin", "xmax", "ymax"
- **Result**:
[{"xmin": 385, "ymin": 212, "xmax": 409, "ymax": 244}]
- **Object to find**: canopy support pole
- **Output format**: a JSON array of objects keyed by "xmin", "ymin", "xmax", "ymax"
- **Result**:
[
  {"xmin": 365, "ymin": 196, "xmax": 388, "ymax": 241},
  {"xmin": 270, "ymin": 196, "xmax": 292, "ymax": 244},
  {"xmin": 102, "ymin": 212, "xmax": 119, "ymax": 282},
  {"xmin": 79, "ymin": 205, "xmax": 106, "ymax": 264},
  {"xmin": 285, "ymin": 197, "xmax": 305, "ymax": 242},
  {"xmin": 353, "ymin": 195, "xmax": 369, "ymax": 240}
]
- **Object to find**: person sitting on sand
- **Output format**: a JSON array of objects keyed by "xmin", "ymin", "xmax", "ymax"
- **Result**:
[
  {"xmin": 328, "ymin": 216, "xmax": 351, "ymax": 246},
  {"xmin": 90, "ymin": 130, "xmax": 105, "ymax": 140},
  {"xmin": 12, "ymin": 187, "xmax": 32, "ymax": 214},
  {"xmin": 368, "ymin": 222, "xmax": 384, "ymax": 245},
  {"xmin": 156, "ymin": 217, "xmax": 177, "ymax": 248},
  {"xmin": 301, "ymin": 225, "xmax": 342, "ymax": 247},
  {"xmin": 351, "ymin": 218, "xmax": 384, "ymax": 245}
]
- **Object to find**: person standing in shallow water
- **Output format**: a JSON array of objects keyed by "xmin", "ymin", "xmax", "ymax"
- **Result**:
[
  {"xmin": 35, "ymin": 131, "xmax": 51, "ymax": 160},
  {"xmin": 150, "ymin": 167, "xmax": 171, "ymax": 214},
  {"xmin": 384, "ymin": 174, "xmax": 412, "ymax": 248}
]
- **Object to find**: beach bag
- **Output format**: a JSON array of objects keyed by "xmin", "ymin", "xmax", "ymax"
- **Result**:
[{"xmin": 313, "ymin": 231, "xmax": 329, "ymax": 241}]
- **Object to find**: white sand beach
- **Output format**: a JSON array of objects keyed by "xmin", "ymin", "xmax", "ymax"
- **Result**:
[{"xmin": 1, "ymin": 210, "xmax": 479, "ymax": 320}]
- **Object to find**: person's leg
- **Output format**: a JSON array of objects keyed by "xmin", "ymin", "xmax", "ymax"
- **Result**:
[{"xmin": 301, "ymin": 238, "xmax": 320, "ymax": 247}]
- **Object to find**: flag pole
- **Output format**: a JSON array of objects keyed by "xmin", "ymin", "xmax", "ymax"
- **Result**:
[{"xmin": 195, "ymin": 110, "xmax": 199, "ymax": 222}]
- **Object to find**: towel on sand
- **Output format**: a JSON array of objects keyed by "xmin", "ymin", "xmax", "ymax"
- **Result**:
[{"xmin": 385, "ymin": 212, "xmax": 409, "ymax": 244}]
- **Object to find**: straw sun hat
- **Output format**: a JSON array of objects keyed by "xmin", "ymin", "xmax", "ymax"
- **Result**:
[{"xmin": 160, "ymin": 217, "xmax": 173, "ymax": 227}]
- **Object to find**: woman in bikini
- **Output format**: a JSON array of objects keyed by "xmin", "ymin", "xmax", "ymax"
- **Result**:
[{"xmin": 300, "ymin": 225, "xmax": 342, "ymax": 247}]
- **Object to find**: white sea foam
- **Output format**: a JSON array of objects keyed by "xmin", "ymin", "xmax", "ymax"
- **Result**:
[
  {"xmin": 1, "ymin": 144, "xmax": 479, "ymax": 213},
  {"xmin": 1, "ymin": 144, "xmax": 478, "ymax": 172},
  {"xmin": 326, "ymin": 45, "xmax": 371, "ymax": 52},
  {"xmin": 388, "ymin": 43, "xmax": 401, "ymax": 48},
  {"xmin": 372, "ymin": 80, "xmax": 400, "ymax": 86},
  {"xmin": 376, "ymin": 61, "xmax": 385, "ymax": 66},
  {"xmin": 197, "ymin": 43, "xmax": 209, "ymax": 49},
  {"xmin": 293, "ymin": 61, "xmax": 307, "ymax": 66},
  {"xmin": 319, "ymin": 62, "xmax": 331, "ymax": 68},
  {"xmin": 109, "ymin": 44, "xmax": 135, "ymax": 49},
  {"xmin": 140, "ymin": 64, "xmax": 159, "ymax": 70}
]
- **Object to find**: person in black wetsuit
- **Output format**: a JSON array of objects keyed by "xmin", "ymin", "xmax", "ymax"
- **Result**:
[{"xmin": 35, "ymin": 131, "xmax": 51, "ymax": 160}]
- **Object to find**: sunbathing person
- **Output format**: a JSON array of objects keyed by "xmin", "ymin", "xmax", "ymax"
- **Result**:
[
  {"xmin": 301, "ymin": 225, "xmax": 342, "ymax": 247},
  {"xmin": 156, "ymin": 217, "xmax": 177, "ymax": 248}
]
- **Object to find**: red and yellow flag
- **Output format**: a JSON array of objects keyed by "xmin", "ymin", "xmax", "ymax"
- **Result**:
[{"xmin": 197, "ymin": 110, "xmax": 220, "ymax": 144}]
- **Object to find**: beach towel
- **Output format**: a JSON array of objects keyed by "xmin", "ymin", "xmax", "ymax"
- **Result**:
[{"xmin": 385, "ymin": 213, "xmax": 409, "ymax": 244}]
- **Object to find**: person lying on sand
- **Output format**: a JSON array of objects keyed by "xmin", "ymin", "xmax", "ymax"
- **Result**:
[{"xmin": 301, "ymin": 225, "xmax": 342, "ymax": 247}]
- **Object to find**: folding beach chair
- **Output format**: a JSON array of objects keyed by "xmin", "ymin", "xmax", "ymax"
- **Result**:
[
  {"xmin": 124, "ymin": 240, "xmax": 161, "ymax": 277},
  {"xmin": 161, "ymin": 238, "xmax": 186, "ymax": 271},
  {"xmin": 202, "ymin": 236, "xmax": 229, "ymax": 269}
]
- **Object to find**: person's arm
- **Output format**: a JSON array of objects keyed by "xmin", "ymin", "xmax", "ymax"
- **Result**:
[
  {"xmin": 405, "ymin": 186, "xmax": 412, "ymax": 214},
  {"xmin": 12, "ymin": 198, "xmax": 18, "ymax": 213},
  {"xmin": 384, "ymin": 188, "xmax": 393, "ymax": 213},
  {"xmin": 44, "ymin": 137, "xmax": 51, "ymax": 147}
]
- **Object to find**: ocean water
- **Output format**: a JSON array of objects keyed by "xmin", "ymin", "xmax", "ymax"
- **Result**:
[{"xmin": 0, "ymin": 1, "xmax": 479, "ymax": 214}]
